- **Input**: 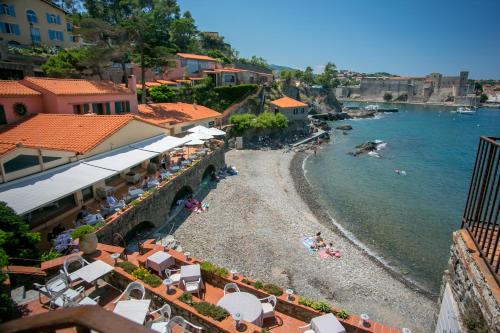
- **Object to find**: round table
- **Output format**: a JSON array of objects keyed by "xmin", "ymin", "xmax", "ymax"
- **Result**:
[{"xmin": 217, "ymin": 292, "xmax": 263, "ymax": 325}]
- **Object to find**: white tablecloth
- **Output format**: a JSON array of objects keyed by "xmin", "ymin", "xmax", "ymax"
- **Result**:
[
  {"xmin": 72, "ymin": 260, "xmax": 113, "ymax": 284},
  {"xmin": 113, "ymin": 299, "xmax": 151, "ymax": 324},
  {"xmin": 146, "ymin": 251, "xmax": 175, "ymax": 275},
  {"xmin": 311, "ymin": 313, "xmax": 346, "ymax": 333},
  {"xmin": 217, "ymin": 292, "xmax": 263, "ymax": 326}
]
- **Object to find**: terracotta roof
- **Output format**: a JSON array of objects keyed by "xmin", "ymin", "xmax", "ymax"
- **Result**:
[
  {"xmin": 177, "ymin": 53, "xmax": 217, "ymax": 62},
  {"xmin": 271, "ymin": 96, "xmax": 307, "ymax": 108},
  {"xmin": 156, "ymin": 80, "xmax": 178, "ymax": 85},
  {"xmin": 23, "ymin": 77, "xmax": 133, "ymax": 96},
  {"xmin": 137, "ymin": 103, "xmax": 221, "ymax": 126},
  {"xmin": 189, "ymin": 77, "xmax": 204, "ymax": 81},
  {"xmin": 0, "ymin": 114, "xmax": 145, "ymax": 156},
  {"xmin": 0, "ymin": 81, "xmax": 41, "ymax": 97}
]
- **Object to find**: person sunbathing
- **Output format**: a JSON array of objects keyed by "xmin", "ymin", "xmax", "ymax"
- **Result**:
[{"xmin": 311, "ymin": 232, "xmax": 326, "ymax": 249}]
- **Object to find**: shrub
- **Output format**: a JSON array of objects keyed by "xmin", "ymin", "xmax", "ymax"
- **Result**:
[
  {"xmin": 253, "ymin": 281, "xmax": 263, "ymax": 290},
  {"xmin": 214, "ymin": 84, "xmax": 257, "ymax": 104},
  {"xmin": 131, "ymin": 199, "xmax": 140, "ymax": 206},
  {"xmin": 254, "ymin": 112, "xmax": 288, "ymax": 130},
  {"xmin": 117, "ymin": 261, "xmax": 137, "ymax": 274},
  {"xmin": 334, "ymin": 309, "xmax": 349, "ymax": 320},
  {"xmin": 298, "ymin": 297, "xmax": 315, "ymax": 307},
  {"xmin": 298, "ymin": 297, "xmax": 331, "ymax": 313},
  {"xmin": 71, "ymin": 225, "xmax": 95, "ymax": 239},
  {"xmin": 143, "ymin": 274, "xmax": 163, "ymax": 288},
  {"xmin": 262, "ymin": 284, "xmax": 283, "ymax": 296},
  {"xmin": 230, "ymin": 113, "xmax": 256, "ymax": 134},
  {"xmin": 383, "ymin": 92, "xmax": 393, "ymax": 101},
  {"xmin": 148, "ymin": 85, "xmax": 176, "ymax": 103},
  {"xmin": 200, "ymin": 261, "xmax": 229, "ymax": 277},
  {"xmin": 41, "ymin": 248, "xmax": 63, "ymax": 262},
  {"xmin": 242, "ymin": 278, "xmax": 252, "ymax": 285},
  {"xmin": 193, "ymin": 302, "xmax": 229, "ymax": 321},
  {"xmin": 179, "ymin": 292, "xmax": 193, "ymax": 305}
]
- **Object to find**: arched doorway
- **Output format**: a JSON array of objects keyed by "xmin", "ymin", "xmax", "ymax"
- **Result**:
[
  {"xmin": 124, "ymin": 221, "xmax": 155, "ymax": 253},
  {"xmin": 201, "ymin": 165, "xmax": 216, "ymax": 185},
  {"xmin": 169, "ymin": 186, "xmax": 193, "ymax": 216}
]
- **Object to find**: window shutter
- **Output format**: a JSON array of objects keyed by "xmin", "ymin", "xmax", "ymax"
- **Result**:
[
  {"xmin": 0, "ymin": 23, "xmax": 5, "ymax": 34},
  {"xmin": 125, "ymin": 101, "xmax": 130, "ymax": 113},
  {"xmin": 9, "ymin": 5, "xmax": 15, "ymax": 17},
  {"xmin": 92, "ymin": 103, "xmax": 98, "ymax": 113},
  {"xmin": 114, "ymin": 101, "xmax": 121, "ymax": 114},
  {"xmin": 59, "ymin": 31, "xmax": 63, "ymax": 41},
  {"xmin": 83, "ymin": 104, "xmax": 89, "ymax": 113},
  {"xmin": 105, "ymin": 103, "xmax": 111, "ymax": 115}
]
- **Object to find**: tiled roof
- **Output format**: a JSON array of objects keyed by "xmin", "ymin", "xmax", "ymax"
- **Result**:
[
  {"xmin": 271, "ymin": 96, "xmax": 307, "ymax": 108},
  {"xmin": 0, "ymin": 114, "xmax": 138, "ymax": 156},
  {"xmin": 23, "ymin": 77, "xmax": 133, "ymax": 96},
  {"xmin": 137, "ymin": 103, "xmax": 221, "ymax": 126},
  {"xmin": 0, "ymin": 81, "xmax": 41, "ymax": 97},
  {"xmin": 156, "ymin": 80, "xmax": 178, "ymax": 85},
  {"xmin": 177, "ymin": 53, "xmax": 217, "ymax": 62}
]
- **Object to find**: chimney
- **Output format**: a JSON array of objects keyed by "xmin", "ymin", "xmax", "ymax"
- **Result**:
[{"xmin": 128, "ymin": 75, "xmax": 137, "ymax": 94}]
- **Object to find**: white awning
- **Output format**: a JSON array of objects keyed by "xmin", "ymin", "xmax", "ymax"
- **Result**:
[
  {"xmin": 185, "ymin": 138, "xmax": 205, "ymax": 146},
  {"xmin": 84, "ymin": 145, "xmax": 158, "ymax": 172},
  {"xmin": 131, "ymin": 135, "xmax": 190, "ymax": 153},
  {"xmin": 0, "ymin": 163, "xmax": 116, "ymax": 215},
  {"xmin": 186, "ymin": 132, "xmax": 213, "ymax": 140},
  {"xmin": 188, "ymin": 125, "xmax": 225, "ymax": 136}
]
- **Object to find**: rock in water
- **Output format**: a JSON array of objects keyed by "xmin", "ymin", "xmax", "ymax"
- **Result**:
[
  {"xmin": 349, "ymin": 141, "xmax": 378, "ymax": 156},
  {"xmin": 336, "ymin": 124, "xmax": 353, "ymax": 130}
]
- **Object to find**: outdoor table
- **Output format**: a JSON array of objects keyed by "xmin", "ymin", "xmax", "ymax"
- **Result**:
[
  {"xmin": 113, "ymin": 299, "xmax": 151, "ymax": 324},
  {"xmin": 128, "ymin": 188, "xmax": 144, "ymax": 199},
  {"xmin": 146, "ymin": 251, "xmax": 175, "ymax": 276},
  {"xmin": 217, "ymin": 292, "xmax": 263, "ymax": 326},
  {"xmin": 311, "ymin": 313, "xmax": 346, "ymax": 333},
  {"xmin": 72, "ymin": 260, "xmax": 114, "ymax": 285},
  {"xmin": 160, "ymin": 171, "xmax": 172, "ymax": 179},
  {"xmin": 179, "ymin": 264, "xmax": 201, "ymax": 288},
  {"xmin": 84, "ymin": 213, "xmax": 103, "ymax": 226}
]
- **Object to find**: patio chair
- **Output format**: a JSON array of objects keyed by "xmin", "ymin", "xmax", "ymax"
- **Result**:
[
  {"xmin": 184, "ymin": 278, "xmax": 201, "ymax": 298},
  {"xmin": 61, "ymin": 255, "xmax": 89, "ymax": 284},
  {"xmin": 33, "ymin": 273, "xmax": 85, "ymax": 309},
  {"xmin": 62, "ymin": 293, "xmax": 101, "ymax": 307},
  {"xmin": 147, "ymin": 303, "xmax": 172, "ymax": 332},
  {"xmin": 164, "ymin": 268, "xmax": 181, "ymax": 285},
  {"xmin": 113, "ymin": 281, "xmax": 145, "ymax": 303},
  {"xmin": 298, "ymin": 324, "xmax": 315, "ymax": 333},
  {"xmin": 259, "ymin": 295, "xmax": 277, "ymax": 320},
  {"xmin": 166, "ymin": 316, "xmax": 203, "ymax": 333},
  {"xmin": 223, "ymin": 283, "xmax": 240, "ymax": 295}
]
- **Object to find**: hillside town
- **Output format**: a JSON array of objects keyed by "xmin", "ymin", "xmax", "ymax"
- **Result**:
[{"xmin": 0, "ymin": 1, "xmax": 499, "ymax": 333}]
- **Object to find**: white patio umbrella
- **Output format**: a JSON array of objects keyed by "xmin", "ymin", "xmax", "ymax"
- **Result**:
[
  {"xmin": 188, "ymin": 125, "xmax": 226, "ymax": 136},
  {"xmin": 185, "ymin": 138, "xmax": 205, "ymax": 158},
  {"xmin": 186, "ymin": 132, "xmax": 213, "ymax": 140}
]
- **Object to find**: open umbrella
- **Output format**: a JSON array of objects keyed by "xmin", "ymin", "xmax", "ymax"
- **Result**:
[
  {"xmin": 185, "ymin": 138, "xmax": 205, "ymax": 159},
  {"xmin": 188, "ymin": 125, "xmax": 226, "ymax": 136},
  {"xmin": 186, "ymin": 132, "xmax": 213, "ymax": 140}
]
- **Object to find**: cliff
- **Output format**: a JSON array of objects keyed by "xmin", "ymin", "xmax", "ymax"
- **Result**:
[{"xmin": 280, "ymin": 82, "xmax": 343, "ymax": 113}]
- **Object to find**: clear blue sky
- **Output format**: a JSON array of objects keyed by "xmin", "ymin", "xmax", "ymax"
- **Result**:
[{"xmin": 177, "ymin": 0, "xmax": 500, "ymax": 79}]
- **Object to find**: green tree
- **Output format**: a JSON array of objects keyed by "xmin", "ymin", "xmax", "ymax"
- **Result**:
[
  {"xmin": 148, "ymin": 85, "xmax": 177, "ymax": 102},
  {"xmin": 303, "ymin": 66, "xmax": 315, "ymax": 85},
  {"xmin": 480, "ymin": 94, "xmax": 488, "ymax": 103},
  {"xmin": 230, "ymin": 114, "xmax": 256, "ymax": 134},
  {"xmin": 169, "ymin": 11, "xmax": 200, "ymax": 53},
  {"xmin": 254, "ymin": 112, "xmax": 288, "ymax": 129},
  {"xmin": 317, "ymin": 62, "xmax": 338, "ymax": 88},
  {"xmin": 238, "ymin": 56, "xmax": 269, "ymax": 69},
  {"xmin": 280, "ymin": 70, "xmax": 293, "ymax": 85},
  {"xmin": 42, "ymin": 48, "xmax": 88, "ymax": 77},
  {"xmin": 206, "ymin": 50, "xmax": 230, "ymax": 63},
  {"xmin": 383, "ymin": 92, "xmax": 393, "ymax": 101}
]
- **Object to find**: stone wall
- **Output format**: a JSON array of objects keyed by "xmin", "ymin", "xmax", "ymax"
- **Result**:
[
  {"xmin": 96, "ymin": 148, "xmax": 225, "ymax": 243},
  {"xmin": 439, "ymin": 230, "xmax": 500, "ymax": 332}
]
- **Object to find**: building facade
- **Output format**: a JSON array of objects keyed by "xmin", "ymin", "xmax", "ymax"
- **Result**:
[
  {"xmin": 0, "ymin": 0, "xmax": 79, "ymax": 48},
  {"xmin": 270, "ymin": 96, "xmax": 308, "ymax": 122}
]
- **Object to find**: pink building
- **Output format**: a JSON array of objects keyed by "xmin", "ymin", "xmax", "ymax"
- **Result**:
[{"xmin": 0, "ymin": 76, "xmax": 138, "ymax": 125}]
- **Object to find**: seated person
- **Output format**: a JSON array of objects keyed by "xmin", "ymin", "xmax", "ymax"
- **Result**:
[
  {"xmin": 311, "ymin": 232, "xmax": 326, "ymax": 249},
  {"xmin": 106, "ymin": 195, "xmax": 125, "ymax": 209},
  {"xmin": 141, "ymin": 176, "xmax": 149, "ymax": 190}
]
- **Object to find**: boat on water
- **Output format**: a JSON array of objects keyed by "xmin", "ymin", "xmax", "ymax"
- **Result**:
[
  {"xmin": 365, "ymin": 104, "xmax": 379, "ymax": 111},
  {"xmin": 455, "ymin": 107, "xmax": 476, "ymax": 115}
]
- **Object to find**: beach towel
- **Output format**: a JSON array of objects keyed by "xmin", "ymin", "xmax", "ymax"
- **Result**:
[
  {"xmin": 318, "ymin": 249, "xmax": 341, "ymax": 259},
  {"xmin": 301, "ymin": 238, "xmax": 317, "ymax": 254}
]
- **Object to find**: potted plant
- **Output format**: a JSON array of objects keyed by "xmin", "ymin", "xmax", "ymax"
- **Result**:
[{"xmin": 71, "ymin": 225, "xmax": 98, "ymax": 254}]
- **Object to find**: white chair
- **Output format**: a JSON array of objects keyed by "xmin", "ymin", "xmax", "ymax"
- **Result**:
[
  {"xmin": 166, "ymin": 316, "xmax": 203, "ymax": 333},
  {"xmin": 147, "ymin": 303, "xmax": 172, "ymax": 332},
  {"xmin": 113, "ymin": 281, "xmax": 145, "ymax": 303},
  {"xmin": 298, "ymin": 324, "xmax": 315, "ymax": 333},
  {"xmin": 259, "ymin": 295, "xmax": 277, "ymax": 320},
  {"xmin": 184, "ymin": 278, "xmax": 201, "ymax": 298},
  {"xmin": 164, "ymin": 268, "xmax": 181, "ymax": 285},
  {"xmin": 62, "ymin": 293, "xmax": 101, "ymax": 307},
  {"xmin": 61, "ymin": 255, "xmax": 89, "ymax": 284},
  {"xmin": 223, "ymin": 283, "xmax": 240, "ymax": 295},
  {"xmin": 33, "ymin": 273, "xmax": 85, "ymax": 309}
]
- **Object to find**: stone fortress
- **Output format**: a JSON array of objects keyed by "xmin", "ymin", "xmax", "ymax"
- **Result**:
[{"xmin": 337, "ymin": 71, "xmax": 477, "ymax": 105}]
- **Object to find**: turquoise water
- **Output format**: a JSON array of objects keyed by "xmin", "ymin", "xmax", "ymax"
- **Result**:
[{"xmin": 305, "ymin": 103, "xmax": 500, "ymax": 293}]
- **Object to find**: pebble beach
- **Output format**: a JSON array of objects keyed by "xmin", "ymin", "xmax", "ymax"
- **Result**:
[{"xmin": 173, "ymin": 149, "xmax": 437, "ymax": 332}]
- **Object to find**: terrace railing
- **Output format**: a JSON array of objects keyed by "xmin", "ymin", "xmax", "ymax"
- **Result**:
[{"xmin": 461, "ymin": 136, "xmax": 500, "ymax": 282}]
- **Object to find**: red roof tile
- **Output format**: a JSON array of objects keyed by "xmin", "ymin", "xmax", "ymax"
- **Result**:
[
  {"xmin": 23, "ymin": 77, "xmax": 133, "ymax": 96},
  {"xmin": 0, "ymin": 114, "xmax": 147, "ymax": 156},
  {"xmin": 137, "ymin": 103, "xmax": 221, "ymax": 126},
  {"xmin": 0, "ymin": 81, "xmax": 41, "ymax": 97},
  {"xmin": 271, "ymin": 96, "xmax": 307, "ymax": 108},
  {"xmin": 176, "ymin": 53, "xmax": 217, "ymax": 62}
]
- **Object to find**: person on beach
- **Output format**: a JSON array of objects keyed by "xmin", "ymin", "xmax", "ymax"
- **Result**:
[
  {"xmin": 325, "ymin": 242, "xmax": 340, "ymax": 257},
  {"xmin": 311, "ymin": 232, "xmax": 326, "ymax": 249}
]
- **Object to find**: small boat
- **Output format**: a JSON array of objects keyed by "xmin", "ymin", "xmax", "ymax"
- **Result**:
[
  {"xmin": 365, "ymin": 104, "xmax": 379, "ymax": 111},
  {"xmin": 456, "ymin": 107, "xmax": 476, "ymax": 115}
]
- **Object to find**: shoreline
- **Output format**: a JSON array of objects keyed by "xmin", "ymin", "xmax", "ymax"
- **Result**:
[
  {"xmin": 338, "ymin": 98, "xmax": 461, "ymax": 108},
  {"xmin": 290, "ymin": 150, "xmax": 437, "ymax": 300}
]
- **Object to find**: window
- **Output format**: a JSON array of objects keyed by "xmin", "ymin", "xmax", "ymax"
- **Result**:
[
  {"xmin": 301, "ymin": 108, "xmax": 305, "ymax": 113},
  {"xmin": 82, "ymin": 186, "xmax": 94, "ymax": 202},
  {"xmin": 48, "ymin": 29, "xmax": 63, "ymax": 41},
  {"xmin": 114, "ymin": 101, "xmax": 130, "ymax": 114},
  {"xmin": 66, "ymin": 22, "xmax": 73, "ymax": 31},
  {"xmin": 24, "ymin": 194, "xmax": 76, "ymax": 227},
  {"xmin": 0, "ymin": 4, "xmax": 15, "ymax": 16},
  {"xmin": 224, "ymin": 75, "xmax": 235, "ymax": 83},
  {"xmin": 92, "ymin": 103, "xmax": 104, "ymax": 115},
  {"xmin": 73, "ymin": 104, "xmax": 82, "ymax": 114},
  {"xmin": 46, "ymin": 13, "xmax": 60, "ymax": 24},
  {"xmin": 13, "ymin": 103, "xmax": 27, "ymax": 116},
  {"xmin": 83, "ymin": 104, "xmax": 89, "ymax": 113},
  {"xmin": 70, "ymin": 35, "xmax": 79, "ymax": 43},
  {"xmin": 42, "ymin": 156, "xmax": 61, "ymax": 163},
  {"xmin": 26, "ymin": 9, "xmax": 37, "ymax": 23},
  {"xmin": 30, "ymin": 27, "xmax": 40, "ymax": 43},
  {"xmin": 4, "ymin": 155, "xmax": 39, "ymax": 173},
  {"xmin": 0, "ymin": 105, "xmax": 6, "ymax": 124},
  {"xmin": 181, "ymin": 124, "xmax": 194, "ymax": 132},
  {"xmin": 0, "ymin": 22, "xmax": 20, "ymax": 35}
]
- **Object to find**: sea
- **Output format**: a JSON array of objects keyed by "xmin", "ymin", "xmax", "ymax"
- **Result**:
[{"xmin": 304, "ymin": 102, "xmax": 500, "ymax": 294}]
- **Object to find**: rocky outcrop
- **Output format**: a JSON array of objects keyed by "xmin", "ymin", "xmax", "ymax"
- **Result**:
[
  {"xmin": 349, "ymin": 141, "xmax": 378, "ymax": 156},
  {"xmin": 336, "ymin": 124, "xmax": 353, "ymax": 130},
  {"xmin": 345, "ymin": 109, "xmax": 376, "ymax": 119}
]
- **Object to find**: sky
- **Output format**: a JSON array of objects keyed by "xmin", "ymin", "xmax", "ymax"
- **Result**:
[{"xmin": 177, "ymin": 0, "xmax": 500, "ymax": 79}]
